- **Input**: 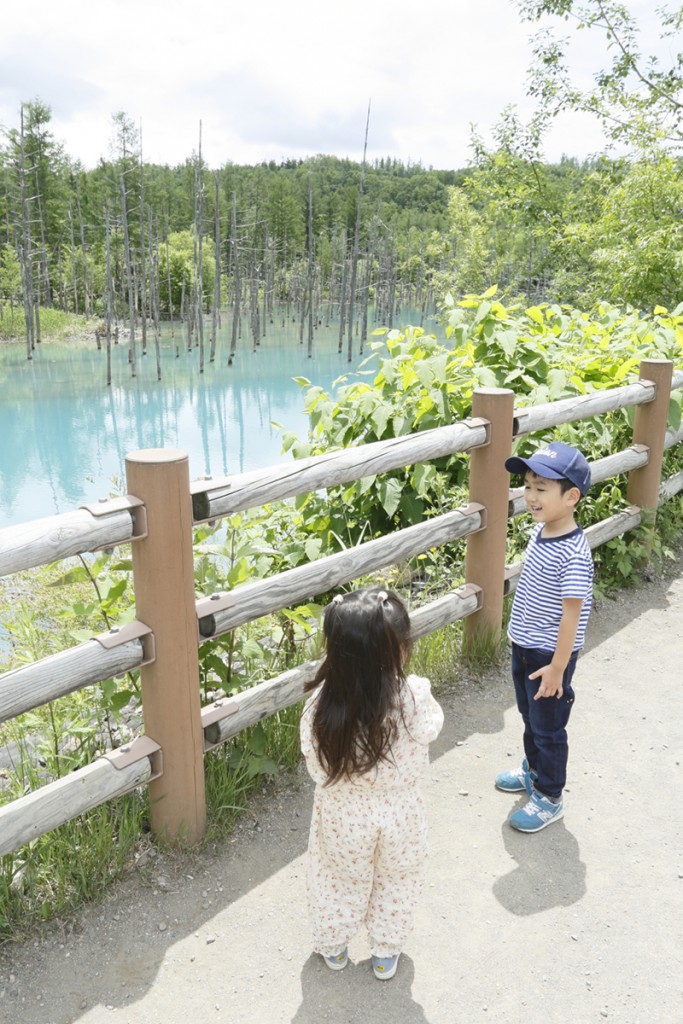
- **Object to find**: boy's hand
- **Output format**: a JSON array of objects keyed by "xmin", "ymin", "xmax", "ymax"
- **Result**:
[{"xmin": 529, "ymin": 663, "xmax": 564, "ymax": 700}]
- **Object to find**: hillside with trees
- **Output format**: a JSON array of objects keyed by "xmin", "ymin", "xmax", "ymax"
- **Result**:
[{"xmin": 1, "ymin": 1, "xmax": 682, "ymax": 368}]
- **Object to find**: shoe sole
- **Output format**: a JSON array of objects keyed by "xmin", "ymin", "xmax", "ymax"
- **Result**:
[
  {"xmin": 509, "ymin": 806, "xmax": 564, "ymax": 833},
  {"xmin": 495, "ymin": 780, "xmax": 526, "ymax": 792}
]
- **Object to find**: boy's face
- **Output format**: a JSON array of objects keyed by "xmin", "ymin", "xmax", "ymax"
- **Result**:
[{"xmin": 523, "ymin": 471, "xmax": 580, "ymax": 527}]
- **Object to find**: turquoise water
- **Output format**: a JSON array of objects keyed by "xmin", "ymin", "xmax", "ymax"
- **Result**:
[{"xmin": 0, "ymin": 321, "xmax": 383, "ymax": 529}]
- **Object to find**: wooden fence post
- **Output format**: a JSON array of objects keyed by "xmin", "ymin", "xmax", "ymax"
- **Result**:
[
  {"xmin": 463, "ymin": 388, "xmax": 515, "ymax": 656},
  {"xmin": 125, "ymin": 449, "xmax": 206, "ymax": 845},
  {"xmin": 627, "ymin": 360, "xmax": 674, "ymax": 529}
]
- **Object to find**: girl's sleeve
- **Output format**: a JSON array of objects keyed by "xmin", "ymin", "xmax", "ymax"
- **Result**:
[{"xmin": 404, "ymin": 675, "xmax": 444, "ymax": 744}]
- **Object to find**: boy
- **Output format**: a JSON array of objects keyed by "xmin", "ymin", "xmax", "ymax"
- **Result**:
[{"xmin": 496, "ymin": 441, "xmax": 594, "ymax": 833}]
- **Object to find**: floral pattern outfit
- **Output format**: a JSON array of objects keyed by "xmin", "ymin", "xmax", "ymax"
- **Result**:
[{"xmin": 300, "ymin": 674, "xmax": 444, "ymax": 959}]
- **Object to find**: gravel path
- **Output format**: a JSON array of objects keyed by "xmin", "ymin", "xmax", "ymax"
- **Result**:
[{"xmin": 1, "ymin": 553, "xmax": 682, "ymax": 1024}]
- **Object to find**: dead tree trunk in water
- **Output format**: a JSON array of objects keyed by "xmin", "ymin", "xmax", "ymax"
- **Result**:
[
  {"xmin": 138, "ymin": 139, "xmax": 148, "ymax": 357},
  {"xmin": 229, "ymin": 191, "xmax": 240, "ymax": 364},
  {"xmin": 164, "ymin": 214, "xmax": 174, "ymax": 338},
  {"xmin": 194, "ymin": 124, "xmax": 205, "ymax": 373},
  {"xmin": 68, "ymin": 198, "xmax": 78, "ymax": 316},
  {"xmin": 149, "ymin": 208, "xmax": 161, "ymax": 380},
  {"xmin": 119, "ymin": 173, "xmax": 136, "ymax": 376},
  {"xmin": 337, "ymin": 229, "xmax": 348, "ymax": 355},
  {"xmin": 75, "ymin": 175, "xmax": 90, "ymax": 318},
  {"xmin": 210, "ymin": 174, "xmax": 221, "ymax": 363},
  {"xmin": 347, "ymin": 101, "xmax": 371, "ymax": 363},
  {"xmin": 306, "ymin": 171, "xmax": 315, "ymax": 357},
  {"xmin": 34, "ymin": 169, "xmax": 51, "ymax": 317},
  {"xmin": 16, "ymin": 109, "xmax": 35, "ymax": 359},
  {"xmin": 104, "ymin": 202, "xmax": 113, "ymax": 386}
]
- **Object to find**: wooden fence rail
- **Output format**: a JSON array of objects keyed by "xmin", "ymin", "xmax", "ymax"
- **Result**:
[{"xmin": 0, "ymin": 359, "xmax": 682, "ymax": 856}]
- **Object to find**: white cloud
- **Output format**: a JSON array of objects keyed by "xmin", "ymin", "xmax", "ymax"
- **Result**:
[{"xmin": 0, "ymin": 0, "xmax": 676, "ymax": 169}]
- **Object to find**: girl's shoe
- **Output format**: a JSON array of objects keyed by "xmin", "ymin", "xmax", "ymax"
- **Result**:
[
  {"xmin": 372, "ymin": 954, "xmax": 399, "ymax": 980},
  {"xmin": 324, "ymin": 948, "xmax": 348, "ymax": 971}
]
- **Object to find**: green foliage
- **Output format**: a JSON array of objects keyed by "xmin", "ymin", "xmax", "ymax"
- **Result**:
[
  {"xmin": 554, "ymin": 155, "xmax": 683, "ymax": 308},
  {"xmin": 286, "ymin": 291, "xmax": 683, "ymax": 592},
  {"xmin": 0, "ymin": 305, "xmax": 88, "ymax": 341},
  {"xmin": 518, "ymin": 0, "xmax": 683, "ymax": 151},
  {"xmin": 158, "ymin": 230, "xmax": 217, "ymax": 314}
]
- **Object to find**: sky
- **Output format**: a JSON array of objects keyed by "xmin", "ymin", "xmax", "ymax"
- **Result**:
[{"xmin": 0, "ymin": 0, "xmax": 676, "ymax": 171}]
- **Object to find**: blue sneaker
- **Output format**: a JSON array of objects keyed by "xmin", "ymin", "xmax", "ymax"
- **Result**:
[
  {"xmin": 495, "ymin": 758, "xmax": 536, "ymax": 794},
  {"xmin": 372, "ymin": 954, "xmax": 399, "ymax": 980},
  {"xmin": 509, "ymin": 791, "xmax": 564, "ymax": 833},
  {"xmin": 324, "ymin": 948, "xmax": 348, "ymax": 971}
]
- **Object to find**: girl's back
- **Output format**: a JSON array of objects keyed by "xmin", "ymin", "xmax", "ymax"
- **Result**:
[{"xmin": 300, "ymin": 672, "xmax": 443, "ymax": 790}]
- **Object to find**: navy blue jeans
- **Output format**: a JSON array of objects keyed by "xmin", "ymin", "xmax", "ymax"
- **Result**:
[{"xmin": 511, "ymin": 642, "xmax": 577, "ymax": 800}]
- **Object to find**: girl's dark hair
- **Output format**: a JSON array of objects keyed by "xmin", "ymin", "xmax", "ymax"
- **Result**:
[{"xmin": 304, "ymin": 587, "xmax": 412, "ymax": 785}]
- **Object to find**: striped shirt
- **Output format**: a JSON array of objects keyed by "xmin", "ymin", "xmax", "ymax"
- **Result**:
[{"xmin": 508, "ymin": 523, "xmax": 594, "ymax": 653}]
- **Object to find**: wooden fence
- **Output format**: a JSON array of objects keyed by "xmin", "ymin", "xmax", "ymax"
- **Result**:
[{"xmin": 0, "ymin": 358, "xmax": 682, "ymax": 856}]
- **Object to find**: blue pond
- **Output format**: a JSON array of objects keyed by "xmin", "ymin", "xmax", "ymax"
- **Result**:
[{"xmin": 0, "ymin": 318, "xmax": 408, "ymax": 529}]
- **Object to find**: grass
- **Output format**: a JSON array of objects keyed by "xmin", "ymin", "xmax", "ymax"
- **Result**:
[{"xmin": 0, "ymin": 305, "xmax": 95, "ymax": 342}]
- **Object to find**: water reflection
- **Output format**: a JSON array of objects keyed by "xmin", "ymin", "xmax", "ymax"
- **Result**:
[{"xmin": 0, "ymin": 325, "xmax": 374, "ymax": 528}]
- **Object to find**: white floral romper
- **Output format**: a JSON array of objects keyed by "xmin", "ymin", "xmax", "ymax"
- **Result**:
[{"xmin": 299, "ymin": 674, "xmax": 444, "ymax": 959}]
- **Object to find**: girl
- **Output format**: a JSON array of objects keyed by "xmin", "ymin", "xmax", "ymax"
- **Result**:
[{"xmin": 300, "ymin": 587, "xmax": 444, "ymax": 981}]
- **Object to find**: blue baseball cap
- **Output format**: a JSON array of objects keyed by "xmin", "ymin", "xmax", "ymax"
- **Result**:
[{"xmin": 505, "ymin": 441, "xmax": 591, "ymax": 496}]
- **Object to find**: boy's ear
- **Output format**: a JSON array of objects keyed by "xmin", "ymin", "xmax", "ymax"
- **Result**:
[{"xmin": 566, "ymin": 485, "xmax": 581, "ymax": 506}]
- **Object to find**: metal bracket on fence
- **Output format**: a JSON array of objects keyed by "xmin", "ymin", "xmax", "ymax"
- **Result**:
[
  {"xmin": 461, "ymin": 502, "xmax": 487, "ymax": 534},
  {"xmin": 81, "ymin": 494, "xmax": 148, "ymax": 541},
  {"xmin": 511, "ymin": 408, "xmax": 529, "ymax": 438},
  {"xmin": 102, "ymin": 735, "xmax": 163, "ymax": 780},
  {"xmin": 201, "ymin": 698, "xmax": 239, "ymax": 728},
  {"xmin": 503, "ymin": 563, "xmax": 522, "ymax": 596},
  {"xmin": 201, "ymin": 698, "xmax": 240, "ymax": 751},
  {"xmin": 636, "ymin": 378, "xmax": 657, "ymax": 400},
  {"xmin": 629, "ymin": 443, "xmax": 650, "ymax": 462},
  {"xmin": 507, "ymin": 487, "xmax": 525, "ymax": 520},
  {"xmin": 458, "ymin": 582, "xmax": 484, "ymax": 611},
  {"xmin": 93, "ymin": 620, "xmax": 156, "ymax": 667},
  {"xmin": 196, "ymin": 592, "xmax": 236, "ymax": 640},
  {"xmin": 461, "ymin": 416, "xmax": 491, "ymax": 450}
]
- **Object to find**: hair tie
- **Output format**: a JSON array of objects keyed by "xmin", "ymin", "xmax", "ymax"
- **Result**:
[
  {"xmin": 377, "ymin": 590, "xmax": 388, "ymax": 602},
  {"xmin": 332, "ymin": 594, "xmax": 344, "ymax": 605}
]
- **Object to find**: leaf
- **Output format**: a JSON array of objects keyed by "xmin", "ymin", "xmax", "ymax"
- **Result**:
[
  {"xmin": 472, "ymin": 301, "xmax": 492, "ymax": 327},
  {"xmin": 48, "ymin": 566, "xmax": 90, "ymax": 587},
  {"xmin": 547, "ymin": 368, "xmax": 568, "ymax": 398},
  {"xmin": 109, "ymin": 690, "xmax": 134, "ymax": 713},
  {"xmin": 398, "ymin": 491, "xmax": 424, "ymax": 525},
  {"xmin": 370, "ymin": 405, "xmax": 391, "ymax": 437},
  {"xmin": 239, "ymin": 638, "xmax": 265, "ymax": 660},
  {"xmin": 247, "ymin": 726, "xmax": 266, "ymax": 756},
  {"xmin": 496, "ymin": 329, "xmax": 518, "ymax": 359},
  {"xmin": 411, "ymin": 462, "xmax": 437, "ymax": 497},
  {"xmin": 377, "ymin": 477, "xmax": 403, "ymax": 518},
  {"xmin": 304, "ymin": 537, "xmax": 323, "ymax": 561}
]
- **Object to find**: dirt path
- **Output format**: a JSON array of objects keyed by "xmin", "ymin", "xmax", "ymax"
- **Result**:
[{"xmin": 1, "ymin": 554, "xmax": 682, "ymax": 1024}]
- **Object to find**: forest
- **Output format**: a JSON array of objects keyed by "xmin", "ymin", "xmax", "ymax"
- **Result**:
[
  {"xmin": 1, "ymin": 112, "xmax": 682, "ymax": 374},
  {"xmin": 1, "ymin": 0, "xmax": 682, "ymax": 370}
]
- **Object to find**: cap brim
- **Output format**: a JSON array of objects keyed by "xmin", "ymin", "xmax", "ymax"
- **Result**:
[{"xmin": 504, "ymin": 455, "xmax": 565, "ymax": 480}]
